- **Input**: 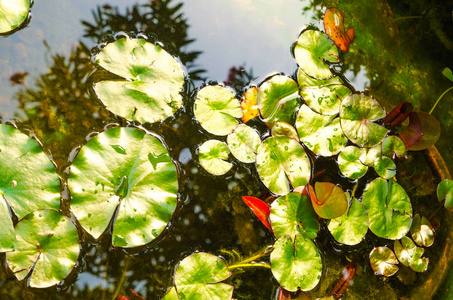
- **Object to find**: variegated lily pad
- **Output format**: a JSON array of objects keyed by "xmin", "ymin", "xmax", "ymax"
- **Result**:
[
  {"xmin": 394, "ymin": 236, "xmax": 428, "ymax": 272},
  {"xmin": 227, "ymin": 124, "xmax": 260, "ymax": 163},
  {"xmin": 199, "ymin": 140, "xmax": 232, "ymax": 175},
  {"xmin": 338, "ymin": 146, "xmax": 367, "ymax": 179},
  {"xmin": 0, "ymin": 0, "xmax": 30, "ymax": 34},
  {"xmin": 374, "ymin": 156, "xmax": 396, "ymax": 179},
  {"xmin": 382, "ymin": 136, "xmax": 406, "ymax": 158}
]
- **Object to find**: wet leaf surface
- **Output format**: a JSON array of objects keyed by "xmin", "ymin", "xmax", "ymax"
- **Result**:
[
  {"xmin": 242, "ymin": 196, "xmax": 272, "ymax": 231},
  {"xmin": 308, "ymin": 182, "xmax": 348, "ymax": 219},
  {"xmin": 199, "ymin": 140, "xmax": 232, "ymax": 176},
  {"xmin": 370, "ymin": 247, "xmax": 399, "ymax": 277},
  {"xmin": 337, "ymin": 146, "xmax": 367, "ymax": 179},
  {"xmin": 227, "ymin": 124, "xmax": 260, "ymax": 163},
  {"xmin": 323, "ymin": 7, "xmax": 354, "ymax": 52},
  {"xmin": 0, "ymin": 0, "xmax": 29, "ymax": 33},
  {"xmin": 271, "ymin": 121, "xmax": 300, "ymax": 141}
]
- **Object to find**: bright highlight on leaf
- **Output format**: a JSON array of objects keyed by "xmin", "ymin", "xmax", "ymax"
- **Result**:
[
  {"xmin": 323, "ymin": 7, "xmax": 354, "ymax": 52},
  {"xmin": 242, "ymin": 196, "xmax": 272, "ymax": 231},
  {"xmin": 374, "ymin": 156, "xmax": 396, "ymax": 179},
  {"xmin": 0, "ymin": 0, "xmax": 30, "ymax": 34},
  {"xmin": 369, "ymin": 247, "xmax": 399, "ymax": 277},
  {"xmin": 199, "ymin": 140, "xmax": 232, "ymax": 175},
  {"xmin": 410, "ymin": 214, "xmax": 435, "ymax": 247},
  {"xmin": 241, "ymin": 86, "xmax": 259, "ymax": 123},
  {"xmin": 272, "ymin": 121, "xmax": 300, "ymax": 141}
]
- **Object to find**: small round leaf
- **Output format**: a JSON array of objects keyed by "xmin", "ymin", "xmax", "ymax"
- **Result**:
[
  {"xmin": 360, "ymin": 144, "xmax": 382, "ymax": 167},
  {"xmin": 338, "ymin": 146, "xmax": 368, "ymax": 179},
  {"xmin": 227, "ymin": 124, "xmax": 260, "ymax": 163},
  {"xmin": 382, "ymin": 136, "xmax": 406, "ymax": 158},
  {"xmin": 0, "ymin": 0, "xmax": 30, "ymax": 33},
  {"xmin": 370, "ymin": 247, "xmax": 399, "ymax": 277},
  {"xmin": 410, "ymin": 214, "xmax": 435, "ymax": 247},
  {"xmin": 308, "ymin": 182, "xmax": 348, "ymax": 219},
  {"xmin": 374, "ymin": 156, "xmax": 396, "ymax": 179},
  {"xmin": 271, "ymin": 121, "xmax": 299, "ymax": 141},
  {"xmin": 199, "ymin": 140, "xmax": 232, "ymax": 175}
]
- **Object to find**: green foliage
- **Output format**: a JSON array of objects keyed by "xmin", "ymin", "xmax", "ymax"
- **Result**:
[
  {"xmin": 437, "ymin": 179, "xmax": 453, "ymax": 208},
  {"xmin": 308, "ymin": 182, "xmax": 348, "ymax": 219},
  {"xmin": 227, "ymin": 124, "xmax": 260, "ymax": 163},
  {"xmin": 410, "ymin": 214, "xmax": 435, "ymax": 247},
  {"xmin": 337, "ymin": 146, "xmax": 367, "ymax": 179},
  {"xmin": 198, "ymin": 140, "xmax": 232, "ymax": 175},
  {"xmin": 394, "ymin": 236, "xmax": 429, "ymax": 272},
  {"xmin": 369, "ymin": 247, "xmax": 399, "ymax": 277}
]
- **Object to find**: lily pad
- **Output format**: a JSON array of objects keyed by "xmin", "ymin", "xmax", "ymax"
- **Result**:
[
  {"xmin": 382, "ymin": 136, "xmax": 406, "ymax": 158},
  {"xmin": 94, "ymin": 38, "xmax": 184, "ymax": 123},
  {"xmin": 271, "ymin": 234, "xmax": 322, "ymax": 292},
  {"xmin": 0, "ymin": 0, "xmax": 30, "ymax": 34},
  {"xmin": 240, "ymin": 86, "xmax": 259, "ymax": 123},
  {"xmin": 369, "ymin": 247, "xmax": 399, "ymax": 277},
  {"xmin": 227, "ymin": 124, "xmax": 260, "ymax": 163},
  {"xmin": 271, "ymin": 121, "xmax": 299, "ymax": 141},
  {"xmin": 256, "ymin": 136, "xmax": 311, "ymax": 196},
  {"xmin": 327, "ymin": 197, "xmax": 368, "ymax": 245},
  {"xmin": 199, "ymin": 140, "xmax": 232, "ymax": 175},
  {"xmin": 359, "ymin": 144, "xmax": 382, "ymax": 167},
  {"xmin": 6, "ymin": 209, "xmax": 79, "ymax": 288},
  {"xmin": 68, "ymin": 127, "xmax": 178, "ymax": 247},
  {"xmin": 194, "ymin": 85, "xmax": 242, "ymax": 136},
  {"xmin": 294, "ymin": 29, "xmax": 339, "ymax": 80},
  {"xmin": 410, "ymin": 214, "xmax": 434, "ymax": 247},
  {"xmin": 406, "ymin": 111, "xmax": 441, "ymax": 151},
  {"xmin": 257, "ymin": 75, "xmax": 301, "ymax": 128},
  {"xmin": 337, "ymin": 146, "xmax": 368, "ymax": 179},
  {"xmin": 0, "ymin": 124, "xmax": 60, "ymax": 219},
  {"xmin": 270, "ymin": 192, "xmax": 319, "ymax": 240},
  {"xmin": 0, "ymin": 197, "xmax": 16, "ymax": 252},
  {"xmin": 308, "ymin": 182, "xmax": 348, "ymax": 219},
  {"xmin": 296, "ymin": 105, "xmax": 347, "ymax": 157},
  {"xmin": 340, "ymin": 94, "xmax": 388, "ymax": 147},
  {"xmin": 297, "ymin": 68, "xmax": 351, "ymax": 115},
  {"xmin": 394, "ymin": 236, "xmax": 428, "ymax": 272},
  {"xmin": 374, "ymin": 156, "xmax": 396, "ymax": 179},
  {"xmin": 362, "ymin": 178, "xmax": 412, "ymax": 240},
  {"xmin": 175, "ymin": 252, "xmax": 233, "ymax": 300},
  {"xmin": 163, "ymin": 287, "xmax": 179, "ymax": 300},
  {"xmin": 437, "ymin": 179, "xmax": 453, "ymax": 209}
]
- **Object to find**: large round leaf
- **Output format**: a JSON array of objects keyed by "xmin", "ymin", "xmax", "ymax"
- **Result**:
[
  {"xmin": 256, "ymin": 136, "xmax": 311, "ymax": 196},
  {"xmin": 0, "ymin": 197, "xmax": 16, "ymax": 252},
  {"xmin": 0, "ymin": 124, "xmax": 60, "ymax": 219},
  {"xmin": 0, "ymin": 0, "xmax": 29, "ymax": 33},
  {"xmin": 337, "ymin": 146, "xmax": 368, "ymax": 179},
  {"xmin": 369, "ymin": 247, "xmax": 399, "ymax": 277},
  {"xmin": 296, "ymin": 105, "xmax": 347, "ymax": 157},
  {"xmin": 294, "ymin": 30, "xmax": 339, "ymax": 80},
  {"xmin": 258, "ymin": 75, "xmax": 301, "ymax": 128},
  {"xmin": 271, "ymin": 234, "xmax": 322, "ymax": 292},
  {"xmin": 6, "ymin": 209, "xmax": 80, "ymax": 288},
  {"xmin": 340, "ymin": 94, "xmax": 388, "ymax": 147},
  {"xmin": 175, "ymin": 252, "xmax": 233, "ymax": 300},
  {"xmin": 227, "ymin": 124, "xmax": 260, "ymax": 163},
  {"xmin": 270, "ymin": 192, "xmax": 319, "ymax": 240},
  {"xmin": 362, "ymin": 178, "xmax": 412, "ymax": 240},
  {"xmin": 308, "ymin": 182, "xmax": 348, "ymax": 219},
  {"xmin": 199, "ymin": 140, "xmax": 232, "ymax": 175},
  {"xmin": 194, "ymin": 85, "xmax": 242, "ymax": 136},
  {"xmin": 68, "ymin": 127, "xmax": 178, "ymax": 247},
  {"xmin": 94, "ymin": 38, "xmax": 184, "ymax": 123},
  {"xmin": 297, "ymin": 69, "xmax": 351, "ymax": 115}
]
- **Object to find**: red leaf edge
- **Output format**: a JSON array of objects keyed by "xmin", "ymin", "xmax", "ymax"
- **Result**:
[{"xmin": 242, "ymin": 196, "xmax": 272, "ymax": 231}]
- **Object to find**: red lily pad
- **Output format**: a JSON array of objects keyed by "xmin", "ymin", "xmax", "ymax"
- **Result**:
[
  {"xmin": 242, "ymin": 196, "xmax": 272, "ymax": 231},
  {"xmin": 383, "ymin": 102, "xmax": 413, "ymax": 128},
  {"xmin": 399, "ymin": 111, "xmax": 441, "ymax": 151},
  {"xmin": 324, "ymin": 7, "xmax": 354, "ymax": 52}
]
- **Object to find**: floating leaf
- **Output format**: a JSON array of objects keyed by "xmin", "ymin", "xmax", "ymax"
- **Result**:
[
  {"xmin": 194, "ymin": 85, "xmax": 242, "ymax": 136},
  {"xmin": 0, "ymin": 124, "xmax": 60, "ymax": 219},
  {"xmin": 340, "ymin": 94, "xmax": 388, "ymax": 147},
  {"xmin": 327, "ymin": 197, "xmax": 368, "ymax": 245},
  {"xmin": 227, "ymin": 124, "xmax": 260, "ymax": 163},
  {"xmin": 271, "ymin": 234, "xmax": 322, "ymax": 292},
  {"xmin": 405, "ymin": 111, "xmax": 441, "ymax": 151},
  {"xmin": 410, "ymin": 214, "xmax": 434, "ymax": 247},
  {"xmin": 6, "ymin": 209, "xmax": 79, "ymax": 288},
  {"xmin": 69, "ymin": 127, "xmax": 178, "ymax": 247},
  {"xmin": 369, "ymin": 247, "xmax": 399, "ymax": 277},
  {"xmin": 308, "ymin": 182, "xmax": 348, "ymax": 219},
  {"xmin": 374, "ymin": 156, "xmax": 396, "ymax": 179},
  {"xmin": 175, "ymin": 252, "xmax": 233, "ymax": 300},
  {"xmin": 442, "ymin": 67, "xmax": 453, "ymax": 82},
  {"xmin": 162, "ymin": 287, "xmax": 179, "ymax": 300},
  {"xmin": 199, "ymin": 140, "xmax": 232, "ymax": 175},
  {"xmin": 337, "ymin": 146, "xmax": 368, "ymax": 179},
  {"xmin": 294, "ymin": 29, "xmax": 339, "ymax": 80},
  {"xmin": 437, "ymin": 179, "xmax": 453, "ymax": 208},
  {"xmin": 242, "ymin": 196, "xmax": 272, "ymax": 231},
  {"xmin": 382, "ymin": 136, "xmax": 406, "ymax": 158},
  {"xmin": 270, "ymin": 192, "xmax": 319, "ymax": 240},
  {"xmin": 362, "ymin": 178, "xmax": 412, "ymax": 240},
  {"xmin": 94, "ymin": 38, "xmax": 184, "ymax": 123},
  {"xmin": 297, "ymin": 69, "xmax": 351, "ymax": 115},
  {"xmin": 359, "ymin": 144, "xmax": 382, "ymax": 167},
  {"xmin": 398, "ymin": 112, "xmax": 422, "ymax": 148},
  {"xmin": 256, "ymin": 136, "xmax": 311, "ymax": 196},
  {"xmin": 241, "ymin": 86, "xmax": 259, "ymax": 123},
  {"xmin": 296, "ymin": 105, "xmax": 347, "ymax": 157},
  {"xmin": 394, "ymin": 236, "xmax": 428, "ymax": 272},
  {"xmin": 323, "ymin": 7, "xmax": 354, "ymax": 52},
  {"xmin": 383, "ymin": 102, "xmax": 413, "ymax": 128},
  {"xmin": 258, "ymin": 75, "xmax": 301, "ymax": 128},
  {"xmin": 272, "ymin": 122, "xmax": 299, "ymax": 141},
  {"xmin": 0, "ymin": 197, "xmax": 15, "ymax": 252},
  {"xmin": 0, "ymin": 0, "xmax": 30, "ymax": 34}
]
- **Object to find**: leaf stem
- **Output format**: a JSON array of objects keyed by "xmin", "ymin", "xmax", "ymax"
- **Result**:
[
  {"xmin": 112, "ymin": 257, "xmax": 130, "ymax": 299},
  {"xmin": 229, "ymin": 263, "xmax": 271, "ymax": 270},
  {"xmin": 227, "ymin": 245, "xmax": 273, "ymax": 270},
  {"xmin": 429, "ymin": 86, "xmax": 453, "ymax": 114}
]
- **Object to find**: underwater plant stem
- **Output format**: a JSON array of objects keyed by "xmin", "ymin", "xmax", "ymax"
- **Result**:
[
  {"xmin": 227, "ymin": 245, "xmax": 273, "ymax": 270},
  {"xmin": 351, "ymin": 182, "xmax": 359, "ymax": 198},
  {"xmin": 112, "ymin": 258, "xmax": 131, "ymax": 299},
  {"xmin": 229, "ymin": 263, "xmax": 271, "ymax": 270},
  {"xmin": 429, "ymin": 202, "xmax": 445, "ymax": 220},
  {"xmin": 386, "ymin": 16, "xmax": 422, "ymax": 29},
  {"xmin": 429, "ymin": 86, "xmax": 453, "ymax": 114}
]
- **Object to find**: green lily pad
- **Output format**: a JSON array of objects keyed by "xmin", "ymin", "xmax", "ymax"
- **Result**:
[
  {"xmin": 69, "ymin": 127, "xmax": 178, "ymax": 247},
  {"xmin": 199, "ymin": 140, "xmax": 232, "ymax": 175},
  {"xmin": 94, "ymin": 38, "xmax": 184, "ymax": 123},
  {"xmin": 271, "ymin": 121, "xmax": 299, "ymax": 141},
  {"xmin": 437, "ymin": 179, "xmax": 453, "ymax": 208},
  {"xmin": 227, "ymin": 124, "xmax": 260, "ymax": 163},
  {"xmin": 297, "ymin": 69, "xmax": 351, "ymax": 115},
  {"xmin": 362, "ymin": 178, "xmax": 412, "ymax": 240},
  {"xmin": 0, "ymin": 124, "xmax": 60, "ymax": 219},
  {"xmin": 369, "ymin": 247, "xmax": 399, "ymax": 277},
  {"xmin": 257, "ymin": 75, "xmax": 301, "ymax": 128},
  {"xmin": 382, "ymin": 136, "xmax": 406, "ymax": 158},
  {"xmin": 294, "ymin": 29, "xmax": 339, "ymax": 80},
  {"xmin": 327, "ymin": 197, "xmax": 369, "ymax": 245},
  {"xmin": 6, "ymin": 209, "xmax": 79, "ymax": 288},
  {"xmin": 410, "ymin": 214, "xmax": 434, "ymax": 247},
  {"xmin": 374, "ymin": 156, "xmax": 396, "ymax": 179},
  {"xmin": 360, "ymin": 144, "xmax": 382, "ymax": 167},
  {"xmin": 194, "ymin": 85, "xmax": 242, "ymax": 136},
  {"xmin": 394, "ymin": 236, "xmax": 424, "ymax": 267},
  {"xmin": 296, "ymin": 105, "xmax": 347, "ymax": 157},
  {"xmin": 0, "ymin": 0, "xmax": 30, "ymax": 33},
  {"xmin": 175, "ymin": 252, "xmax": 233, "ymax": 300},
  {"xmin": 163, "ymin": 287, "xmax": 179, "ymax": 300},
  {"xmin": 271, "ymin": 234, "xmax": 322, "ymax": 292},
  {"xmin": 340, "ymin": 94, "xmax": 388, "ymax": 147},
  {"xmin": 308, "ymin": 182, "xmax": 348, "ymax": 219},
  {"xmin": 256, "ymin": 136, "xmax": 311, "ymax": 196},
  {"xmin": 442, "ymin": 67, "xmax": 453, "ymax": 82},
  {"xmin": 337, "ymin": 146, "xmax": 368, "ymax": 179},
  {"xmin": 0, "ymin": 197, "xmax": 16, "ymax": 252},
  {"xmin": 270, "ymin": 192, "xmax": 319, "ymax": 240}
]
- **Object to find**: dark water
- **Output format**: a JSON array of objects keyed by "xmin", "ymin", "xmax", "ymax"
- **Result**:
[{"xmin": 0, "ymin": 0, "xmax": 452, "ymax": 299}]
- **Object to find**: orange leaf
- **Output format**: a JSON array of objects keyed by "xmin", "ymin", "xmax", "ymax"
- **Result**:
[
  {"xmin": 323, "ymin": 8, "xmax": 354, "ymax": 52},
  {"xmin": 242, "ymin": 196, "xmax": 272, "ymax": 230},
  {"xmin": 330, "ymin": 263, "xmax": 356, "ymax": 298},
  {"xmin": 241, "ymin": 87, "xmax": 259, "ymax": 123}
]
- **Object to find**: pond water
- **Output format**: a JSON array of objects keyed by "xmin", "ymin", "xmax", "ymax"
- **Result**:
[{"xmin": 0, "ymin": 0, "xmax": 452, "ymax": 299}]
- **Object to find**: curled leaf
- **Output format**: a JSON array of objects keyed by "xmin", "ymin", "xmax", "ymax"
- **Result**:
[
  {"xmin": 398, "ymin": 112, "xmax": 422, "ymax": 148},
  {"xmin": 308, "ymin": 182, "xmax": 348, "ymax": 219},
  {"xmin": 401, "ymin": 111, "xmax": 441, "ymax": 151},
  {"xmin": 383, "ymin": 102, "xmax": 413, "ymax": 128},
  {"xmin": 323, "ymin": 7, "xmax": 354, "ymax": 52},
  {"xmin": 242, "ymin": 196, "xmax": 272, "ymax": 231}
]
